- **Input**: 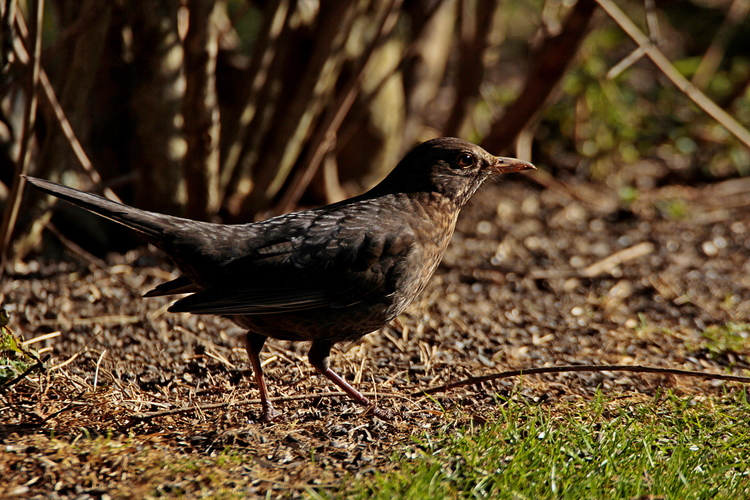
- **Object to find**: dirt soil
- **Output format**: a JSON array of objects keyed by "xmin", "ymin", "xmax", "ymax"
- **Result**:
[{"xmin": 2, "ymin": 174, "xmax": 750, "ymax": 498}]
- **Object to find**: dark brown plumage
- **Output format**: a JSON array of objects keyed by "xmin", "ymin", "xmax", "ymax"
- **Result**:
[{"xmin": 25, "ymin": 137, "xmax": 535, "ymax": 420}]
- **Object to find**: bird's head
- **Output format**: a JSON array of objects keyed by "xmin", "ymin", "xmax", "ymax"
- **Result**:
[{"xmin": 376, "ymin": 137, "xmax": 535, "ymax": 207}]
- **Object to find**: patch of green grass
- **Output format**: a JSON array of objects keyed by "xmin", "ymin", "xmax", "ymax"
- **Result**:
[
  {"xmin": 618, "ymin": 185, "xmax": 639, "ymax": 206},
  {"xmin": 2, "ymin": 434, "xmax": 261, "ymax": 499},
  {"xmin": 655, "ymin": 197, "xmax": 690, "ymax": 220},
  {"xmin": 324, "ymin": 392, "xmax": 750, "ymax": 499},
  {"xmin": 0, "ymin": 308, "xmax": 41, "ymax": 385},
  {"xmin": 702, "ymin": 323, "xmax": 750, "ymax": 360}
]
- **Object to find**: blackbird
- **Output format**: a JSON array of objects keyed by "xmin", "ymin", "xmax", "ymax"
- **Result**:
[{"xmin": 25, "ymin": 137, "xmax": 534, "ymax": 421}]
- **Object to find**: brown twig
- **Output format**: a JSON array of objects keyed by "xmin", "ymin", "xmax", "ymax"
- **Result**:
[
  {"xmin": 274, "ymin": 0, "xmax": 404, "ymax": 214},
  {"xmin": 0, "ymin": 0, "xmax": 43, "ymax": 269},
  {"xmin": 182, "ymin": 0, "xmax": 221, "ymax": 219},
  {"xmin": 574, "ymin": 241, "xmax": 654, "ymax": 278},
  {"xmin": 413, "ymin": 364, "xmax": 750, "ymax": 396},
  {"xmin": 12, "ymin": 8, "xmax": 121, "ymax": 202},
  {"xmin": 483, "ymin": 0, "xmax": 598, "ymax": 153},
  {"xmin": 42, "ymin": 221, "xmax": 109, "ymax": 269},
  {"xmin": 596, "ymin": 0, "xmax": 750, "ymax": 150},
  {"xmin": 692, "ymin": 0, "xmax": 750, "ymax": 90},
  {"xmin": 126, "ymin": 363, "xmax": 750, "ymax": 419}
]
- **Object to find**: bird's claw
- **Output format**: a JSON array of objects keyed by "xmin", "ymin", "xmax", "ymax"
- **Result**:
[
  {"xmin": 261, "ymin": 403, "xmax": 284, "ymax": 423},
  {"xmin": 365, "ymin": 405, "xmax": 397, "ymax": 421}
]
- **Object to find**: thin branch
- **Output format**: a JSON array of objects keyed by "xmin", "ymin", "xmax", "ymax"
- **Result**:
[
  {"xmin": 13, "ymin": 8, "xmax": 121, "ymax": 202},
  {"xmin": 596, "ymin": 0, "xmax": 750, "ymax": 151},
  {"xmin": 443, "ymin": 0, "xmax": 498, "ymax": 137},
  {"xmin": 183, "ymin": 0, "xmax": 221, "ymax": 219},
  {"xmin": 220, "ymin": 0, "xmax": 290, "ymax": 193},
  {"xmin": 606, "ymin": 45, "xmax": 646, "ymax": 79},
  {"xmin": 483, "ymin": 0, "xmax": 598, "ymax": 153},
  {"xmin": 124, "ymin": 363, "xmax": 750, "ymax": 419},
  {"xmin": 0, "ymin": 0, "xmax": 16, "ymax": 71},
  {"xmin": 274, "ymin": 0, "xmax": 404, "ymax": 214},
  {"xmin": 692, "ymin": 0, "xmax": 750, "ymax": 90},
  {"xmin": 414, "ymin": 364, "xmax": 750, "ymax": 396},
  {"xmin": 42, "ymin": 221, "xmax": 109, "ymax": 269},
  {"xmin": 0, "ymin": 0, "xmax": 43, "ymax": 269},
  {"xmin": 335, "ymin": 0, "xmax": 452, "ymax": 156},
  {"xmin": 643, "ymin": 0, "xmax": 662, "ymax": 44},
  {"xmin": 239, "ymin": 3, "xmax": 361, "ymax": 216}
]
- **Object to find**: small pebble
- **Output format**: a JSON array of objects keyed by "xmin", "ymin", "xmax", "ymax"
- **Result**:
[{"xmin": 702, "ymin": 240, "xmax": 718, "ymax": 256}]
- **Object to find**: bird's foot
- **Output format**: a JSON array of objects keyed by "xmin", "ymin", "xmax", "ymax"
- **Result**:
[
  {"xmin": 261, "ymin": 403, "xmax": 284, "ymax": 423},
  {"xmin": 365, "ymin": 404, "xmax": 397, "ymax": 421}
]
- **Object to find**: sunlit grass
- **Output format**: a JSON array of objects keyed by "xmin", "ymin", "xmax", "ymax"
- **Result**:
[{"xmin": 325, "ymin": 392, "xmax": 750, "ymax": 499}]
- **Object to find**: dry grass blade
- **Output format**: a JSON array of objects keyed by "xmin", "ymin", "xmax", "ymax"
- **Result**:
[
  {"xmin": 93, "ymin": 349, "xmax": 107, "ymax": 390},
  {"xmin": 19, "ymin": 331, "xmax": 61, "ymax": 346}
]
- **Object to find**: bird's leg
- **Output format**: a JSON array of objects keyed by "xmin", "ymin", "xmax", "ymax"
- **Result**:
[
  {"xmin": 245, "ymin": 332, "xmax": 281, "ymax": 422},
  {"xmin": 308, "ymin": 340, "xmax": 394, "ymax": 420}
]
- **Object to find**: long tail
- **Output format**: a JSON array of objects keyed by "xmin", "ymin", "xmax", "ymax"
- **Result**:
[{"xmin": 24, "ymin": 176, "xmax": 178, "ymax": 241}]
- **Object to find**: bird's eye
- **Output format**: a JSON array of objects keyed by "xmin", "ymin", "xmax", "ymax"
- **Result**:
[{"xmin": 456, "ymin": 153, "xmax": 475, "ymax": 168}]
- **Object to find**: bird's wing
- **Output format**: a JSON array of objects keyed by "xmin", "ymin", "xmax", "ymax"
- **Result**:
[
  {"xmin": 168, "ymin": 285, "xmax": 336, "ymax": 314},
  {"xmin": 167, "ymin": 212, "xmax": 416, "ymax": 315}
]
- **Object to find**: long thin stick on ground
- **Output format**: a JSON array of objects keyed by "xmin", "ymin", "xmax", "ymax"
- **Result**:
[
  {"xmin": 124, "ymin": 364, "xmax": 750, "ymax": 420},
  {"xmin": 414, "ymin": 364, "xmax": 750, "ymax": 396}
]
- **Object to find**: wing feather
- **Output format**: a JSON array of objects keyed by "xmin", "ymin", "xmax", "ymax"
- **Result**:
[{"xmin": 166, "ymin": 212, "xmax": 415, "ymax": 316}]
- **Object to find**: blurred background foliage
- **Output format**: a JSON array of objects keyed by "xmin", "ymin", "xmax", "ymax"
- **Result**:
[{"xmin": 1, "ymin": 0, "xmax": 749, "ymax": 259}]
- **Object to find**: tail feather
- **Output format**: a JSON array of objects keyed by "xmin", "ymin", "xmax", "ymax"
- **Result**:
[{"xmin": 24, "ymin": 176, "xmax": 176, "ymax": 240}]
